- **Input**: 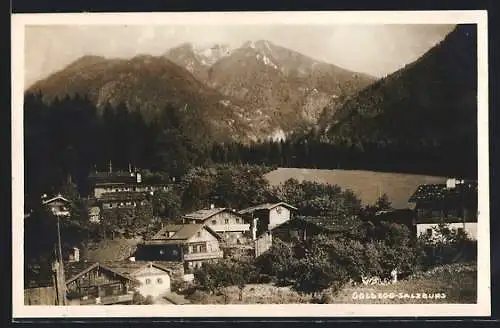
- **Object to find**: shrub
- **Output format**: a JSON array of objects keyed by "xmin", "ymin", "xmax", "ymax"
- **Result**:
[
  {"xmin": 416, "ymin": 224, "xmax": 476, "ymax": 270},
  {"xmin": 255, "ymin": 239, "xmax": 299, "ymax": 285}
]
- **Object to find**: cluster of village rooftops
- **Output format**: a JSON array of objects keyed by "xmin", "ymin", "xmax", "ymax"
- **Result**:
[{"xmin": 35, "ymin": 170, "xmax": 478, "ymax": 305}]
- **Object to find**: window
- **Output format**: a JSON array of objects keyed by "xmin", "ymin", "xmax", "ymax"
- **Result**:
[
  {"xmin": 224, "ymin": 219, "xmax": 229, "ymax": 224},
  {"xmin": 212, "ymin": 220, "xmax": 217, "ymax": 225},
  {"xmin": 157, "ymin": 278, "xmax": 163, "ymax": 284},
  {"xmin": 197, "ymin": 231, "xmax": 201, "ymax": 237},
  {"xmin": 457, "ymin": 227, "xmax": 465, "ymax": 234},
  {"xmin": 426, "ymin": 228, "xmax": 433, "ymax": 236},
  {"xmin": 236, "ymin": 218, "xmax": 240, "ymax": 223},
  {"xmin": 145, "ymin": 278, "xmax": 151, "ymax": 285}
]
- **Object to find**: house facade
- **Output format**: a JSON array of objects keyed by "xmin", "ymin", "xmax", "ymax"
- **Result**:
[
  {"xmin": 64, "ymin": 262, "xmax": 138, "ymax": 305},
  {"xmin": 239, "ymin": 202, "xmax": 297, "ymax": 240},
  {"xmin": 136, "ymin": 224, "xmax": 224, "ymax": 272},
  {"xmin": 408, "ymin": 179, "xmax": 478, "ymax": 240},
  {"xmin": 64, "ymin": 260, "xmax": 181, "ymax": 304},
  {"xmin": 103, "ymin": 261, "xmax": 175, "ymax": 299},
  {"xmin": 42, "ymin": 195, "xmax": 71, "ymax": 217},
  {"xmin": 183, "ymin": 207, "xmax": 251, "ymax": 245},
  {"xmin": 93, "ymin": 182, "xmax": 171, "ymax": 199},
  {"xmin": 89, "ymin": 170, "xmax": 171, "ymax": 199}
]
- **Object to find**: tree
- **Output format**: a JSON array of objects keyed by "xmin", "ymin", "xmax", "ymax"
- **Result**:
[
  {"xmin": 152, "ymin": 188, "xmax": 181, "ymax": 221},
  {"xmin": 256, "ymin": 239, "xmax": 299, "ymax": 285},
  {"xmin": 294, "ymin": 246, "xmax": 347, "ymax": 297},
  {"xmin": 375, "ymin": 193, "xmax": 392, "ymax": 211}
]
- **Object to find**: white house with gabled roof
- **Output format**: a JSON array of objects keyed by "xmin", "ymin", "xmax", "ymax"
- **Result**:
[{"xmin": 238, "ymin": 202, "xmax": 297, "ymax": 240}]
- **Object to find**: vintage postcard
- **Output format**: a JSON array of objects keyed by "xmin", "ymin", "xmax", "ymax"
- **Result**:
[{"xmin": 12, "ymin": 10, "xmax": 490, "ymax": 319}]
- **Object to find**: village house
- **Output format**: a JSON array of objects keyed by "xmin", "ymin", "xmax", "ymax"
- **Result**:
[
  {"xmin": 86, "ymin": 169, "xmax": 171, "ymax": 224},
  {"xmin": 61, "ymin": 244, "xmax": 184, "ymax": 304},
  {"xmin": 42, "ymin": 194, "xmax": 71, "ymax": 217},
  {"xmin": 88, "ymin": 168, "xmax": 171, "ymax": 199},
  {"xmin": 238, "ymin": 202, "xmax": 297, "ymax": 240},
  {"xmin": 252, "ymin": 216, "xmax": 361, "ymax": 257},
  {"xmin": 135, "ymin": 224, "xmax": 224, "ymax": 273},
  {"xmin": 63, "ymin": 261, "xmax": 138, "ymax": 305},
  {"xmin": 408, "ymin": 178, "xmax": 478, "ymax": 240},
  {"xmin": 102, "ymin": 261, "xmax": 180, "ymax": 299},
  {"xmin": 87, "ymin": 204, "xmax": 101, "ymax": 224},
  {"xmin": 368, "ymin": 209, "xmax": 416, "ymax": 235},
  {"xmin": 271, "ymin": 216, "xmax": 360, "ymax": 242},
  {"xmin": 182, "ymin": 206, "xmax": 251, "ymax": 245}
]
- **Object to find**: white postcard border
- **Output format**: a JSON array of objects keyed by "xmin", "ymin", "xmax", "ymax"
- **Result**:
[{"xmin": 11, "ymin": 10, "xmax": 490, "ymax": 318}]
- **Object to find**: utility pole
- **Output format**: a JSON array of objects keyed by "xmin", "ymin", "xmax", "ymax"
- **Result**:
[{"xmin": 56, "ymin": 215, "xmax": 67, "ymax": 305}]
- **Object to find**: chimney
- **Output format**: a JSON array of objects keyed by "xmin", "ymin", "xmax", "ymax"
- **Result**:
[
  {"xmin": 72, "ymin": 247, "xmax": 80, "ymax": 262},
  {"xmin": 136, "ymin": 173, "xmax": 142, "ymax": 183},
  {"xmin": 129, "ymin": 163, "xmax": 132, "ymax": 173},
  {"xmin": 109, "ymin": 160, "xmax": 113, "ymax": 173},
  {"xmin": 446, "ymin": 178, "xmax": 457, "ymax": 189},
  {"xmin": 210, "ymin": 204, "xmax": 215, "ymax": 209},
  {"xmin": 252, "ymin": 218, "xmax": 258, "ymax": 240}
]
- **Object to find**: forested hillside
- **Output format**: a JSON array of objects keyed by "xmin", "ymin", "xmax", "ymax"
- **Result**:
[{"xmin": 314, "ymin": 24, "xmax": 477, "ymax": 177}]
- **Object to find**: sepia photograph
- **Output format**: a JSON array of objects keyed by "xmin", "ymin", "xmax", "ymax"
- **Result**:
[{"xmin": 11, "ymin": 10, "xmax": 490, "ymax": 318}]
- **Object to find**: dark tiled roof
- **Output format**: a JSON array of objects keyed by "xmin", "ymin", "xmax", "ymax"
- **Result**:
[
  {"xmin": 101, "ymin": 261, "xmax": 173, "ymax": 276},
  {"xmin": 374, "ymin": 209, "xmax": 414, "ymax": 217},
  {"xmin": 63, "ymin": 261, "xmax": 138, "ymax": 285},
  {"xmin": 42, "ymin": 195, "xmax": 70, "ymax": 205},
  {"xmin": 63, "ymin": 261, "xmax": 96, "ymax": 282},
  {"xmin": 238, "ymin": 202, "xmax": 297, "ymax": 214},
  {"xmin": 151, "ymin": 224, "xmax": 202, "ymax": 240},
  {"xmin": 95, "ymin": 182, "xmax": 171, "ymax": 188},
  {"xmin": 148, "ymin": 224, "xmax": 222, "ymax": 244},
  {"xmin": 297, "ymin": 216, "xmax": 361, "ymax": 232},
  {"xmin": 272, "ymin": 216, "xmax": 360, "ymax": 233},
  {"xmin": 408, "ymin": 182, "xmax": 478, "ymax": 203},
  {"xmin": 183, "ymin": 208, "xmax": 237, "ymax": 221},
  {"xmin": 63, "ymin": 260, "xmax": 179, "ymax": 283},
  {"xmin": 89, "ymin": 172, "xmax": 135, "ymax": 178}
]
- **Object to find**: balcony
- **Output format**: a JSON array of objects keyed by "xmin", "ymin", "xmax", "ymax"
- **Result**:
[
  {"xmin": 183, "ymin": 250, "xmax": 223, "ymax": 261},
  {"xmin": 210, "ymin": 224, "xmax": 250, "ymax": 233}
]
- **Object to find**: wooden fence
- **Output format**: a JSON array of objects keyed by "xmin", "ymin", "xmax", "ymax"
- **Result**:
[{"xmin": 24, "ymin": 286, "xmax": 57, "ymax": 305}]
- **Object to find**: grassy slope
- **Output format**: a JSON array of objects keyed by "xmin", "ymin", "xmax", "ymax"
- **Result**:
[
  {"xmin": 332, "ymin": 262, "xmax": 477, "ymax": 304},
  {"xmin": 265, "ymin": 168, "xmax": 446, "ymax": 209},
  {"xmin": 82, "ymin": 238, "xmax": 141, "ymax": 262},
  {"xmin": 186, "ymin": 263, "xmax": 476, "ymax": 304}
]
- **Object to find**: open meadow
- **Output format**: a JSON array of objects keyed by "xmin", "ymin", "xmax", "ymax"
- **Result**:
[{"xmin": 265, "ymin": 168, "xmax": 447, "ymax": 209}]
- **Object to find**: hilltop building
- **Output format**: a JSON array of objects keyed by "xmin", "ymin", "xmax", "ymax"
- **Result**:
[
  {"xmin": 42, "ymin": 194, "xmax": 71, "ymax": 217},
  {"xmin": 85, "ymin": 166, "xmax": 171, "ymax": 223}
]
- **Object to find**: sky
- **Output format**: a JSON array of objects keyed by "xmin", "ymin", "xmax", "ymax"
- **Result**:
[{"xmin": 24, "ymin": 24, "xmax": 455, "ymax": 88}]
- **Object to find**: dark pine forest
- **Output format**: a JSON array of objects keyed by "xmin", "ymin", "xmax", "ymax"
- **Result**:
[{"xmin": 24, "ymin": 89, "xmax": 477, "ymax": 208}]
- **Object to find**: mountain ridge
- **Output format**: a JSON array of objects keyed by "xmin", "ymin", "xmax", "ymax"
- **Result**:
[{"xmin": 28, "ymin": 39, "xmax": 377, "ymax": 142}]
